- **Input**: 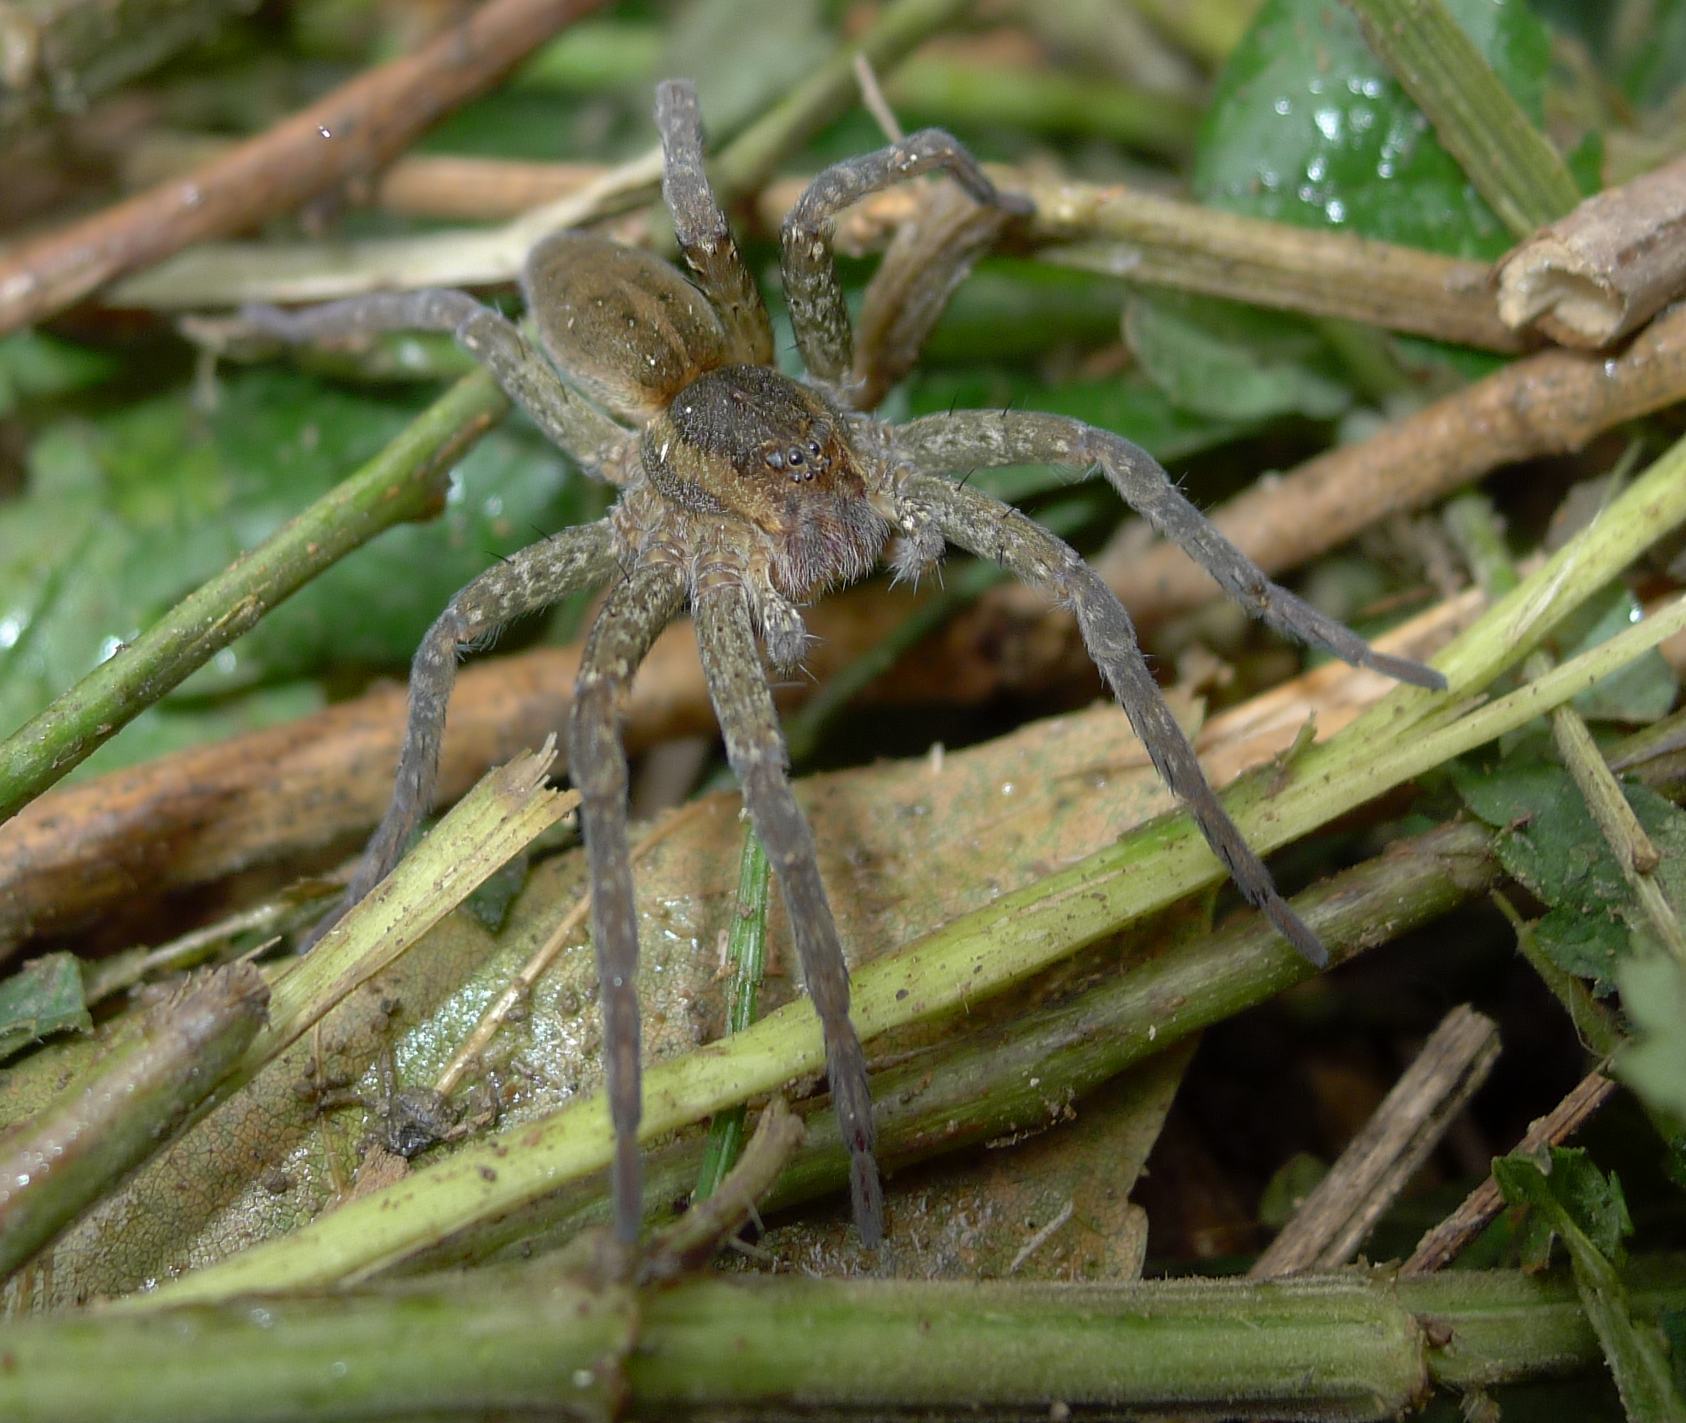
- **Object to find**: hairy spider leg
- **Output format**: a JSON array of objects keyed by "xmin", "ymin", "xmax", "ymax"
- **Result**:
[
  {"xmin": 849, "ymin": 183, "xmax": 1016, "ymax": 410},
  {"xmin": 655, "ymin": 80, "xmax": 774, "ymax": 366},
  {"xmin": 304, "ymin": 521, "xmax": 620, "ymax": 946},
  {"xmin": 569, "ymin": 562, "xmax": 689, "ymax": 1244},
  {"xmin": 242, "ymin": 290, "xmax": 627, "ymax": 474},
  {"xmin": 694, "ymin": 581, "xmax": 884, "ymax": 1246},
  {"xmin": 781, "ymin": 129, "xmax": 1028, "ymax": 390},
  {"xmin": 895, "ymin": 412, "xmax": 1447, "ymax": 691},
  {"xmin": 904, "ymin": 475, "xmax": 1327, "ymax": 967}
]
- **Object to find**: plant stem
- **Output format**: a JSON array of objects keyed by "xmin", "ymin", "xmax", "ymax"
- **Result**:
[
  {"xmin": 7, "ymin": 1259, "xmax": 1686, "ymax": 1420},
  {"xmin": 0, "ymin": 370, "xmax": 507, "ymax": 825},
  {"xmin": 1341, "ymin": 0, "xmax": 1580, "ymax": 236},
  {"xmin": 0, "ymin": 963, "xmax": 268, "ymax": 1279},
  {"xmin": 886, "ymin": 54, "xmax": 1200, "ymax": 159},
  {"xmin": 129, "ymin": 534, "xmax": 1686, "ymax": 1302},
  {"xmin": 1032, "ymin": 181, "xmax": 1517, "ymax": 351},
  {"xmin": 712, "ymin": 0, "xmax": 975, "ymax": 199},
  {"xmin": 692, "ymin": 827, "xmax": 771, "ymax": 1203}
]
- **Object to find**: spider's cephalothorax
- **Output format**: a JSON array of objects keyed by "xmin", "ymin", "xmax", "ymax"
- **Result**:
[
  {"xmin": 246, "ymin": 80, "xmax": 1444, "ymax": 1253},
  {"xmin": 645, "ymin": 364, "xmax": 892, "ymax": 602}
]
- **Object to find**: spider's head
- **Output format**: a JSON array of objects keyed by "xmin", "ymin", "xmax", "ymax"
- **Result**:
[{"xmin": 643, "ymin": 364, "xmax": 891, "ymax": 597}]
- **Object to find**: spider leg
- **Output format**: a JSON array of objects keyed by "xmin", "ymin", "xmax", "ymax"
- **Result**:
[
  {"xmin": 782, "ymin": 130, "xmax": 1029, "ymax": 392},
  {"xmin": 850, "ymin": 183, "xmax": 1015, "ymax": 410},
  {"xmin": 693, "ymin": 581, "xmax": 884, "ymax": 1246},
  {"xmin": 568, "ymin": 561, "xmax": 689, "ymax": 1244},
  {"xmin": 655, "ymin": 80, "xmax": 774, "ymax": 366},
  {"xmin": 902, "ymin": 475, "xmax": 1328, "ymax": 968},
  {"xmin": 240, "ymin": 291, "xmax": 628, "ymax": 476},
  {"xmin": 307, "ymin": 519, "xmax": 619, "ymax": 944},
  {"xmin": 894, "ymin": 411, "xmax": 1446, "ymax": 690}
]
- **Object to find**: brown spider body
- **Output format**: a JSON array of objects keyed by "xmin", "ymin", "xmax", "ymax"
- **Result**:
[{"xmin": 247, "ymin": 80, "xmax": 1444, "ymax": 1255}]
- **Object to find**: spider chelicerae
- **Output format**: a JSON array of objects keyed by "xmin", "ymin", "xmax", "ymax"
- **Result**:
[{"xmin": 245, "ymin": 80, "xmax": 1444, "ymax": 1250}]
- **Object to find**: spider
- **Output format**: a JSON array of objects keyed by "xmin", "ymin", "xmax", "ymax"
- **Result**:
[{"xmin": 243, "ymin": 80, "xmax": 1444, "ymax": 1251}]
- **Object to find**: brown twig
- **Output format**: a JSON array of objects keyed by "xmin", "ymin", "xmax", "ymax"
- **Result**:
[
  {"xmin": 1498, "ymin": 153, "xmax": 1686, "ymax": 349},
  {"xmin": 1249, "ymin": 1005, "xmax": 1501, "ymax": 1278},
  {"xmin": 1402, "ymin": 1070, "xmax": 1619, "ymax": 1275},
  {"xmin": 0, "ymin": 589, "xmax": 1469, "ymax": 960},
  {"xmin": 101, "ymin": 142, "xmax": 1521, "ymax": 351},
  {"xmin": 0, "ymin": 0, "xmax": 609, "ymax": 335},
  {"xmin": 1092, "ymin": 298, "xmax": 1686, "ymax": 623}
]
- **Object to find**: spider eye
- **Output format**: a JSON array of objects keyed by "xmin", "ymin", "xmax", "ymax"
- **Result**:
[
  {"xmin": 808, "ymin": 440, "xmax": 822, "ymax": 456},
  {"xmin": 788, "ymin": 447, "xmax": 804, "ymax": 466},
  {"xmin": 766, "ymin": 449, "xmax": 784, "ymax": 470}
]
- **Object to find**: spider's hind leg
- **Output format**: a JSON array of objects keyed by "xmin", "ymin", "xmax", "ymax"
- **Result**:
[
  {"xmin": 239, "ymin": 290, "xmax": 627, "ymax": 474},
  {"xmin": 902, "ymin": 475, "xmax": 1327, "ymax": 968},
  {"xmin": 694, "ymin": 580, "xmax": 884, "ymax": 1245}
]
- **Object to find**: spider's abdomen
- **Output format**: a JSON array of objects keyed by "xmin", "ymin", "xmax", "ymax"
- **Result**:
[
  {"xmin": 643, "ymin": 364, "xmax": 890, "ymax": 599},
  {"xmin": 523, "ymin": 233, "xmax": 727, "ymax": 423}
]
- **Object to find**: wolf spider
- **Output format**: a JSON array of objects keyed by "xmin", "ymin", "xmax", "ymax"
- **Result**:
[{"xmin": 245, "ymin": 80, "xmax": 1443, "ymax": 1250}]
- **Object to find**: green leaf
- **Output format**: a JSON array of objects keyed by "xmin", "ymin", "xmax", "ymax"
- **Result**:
[
  {"xmin": 0, "ymin": 369, "xmax": 596, "ymax": 778},
  {"xmin": 0, "ymin": 953, "xmax": 91, "ymax": 1062},
  {"xmin": 1194, "ymin": 0, "xmax": 1553, "ymax": 259},
  {"xmin": 1454, "ymin": 751, "xmax": 1686, "ymax": 993},
  {"xmin": 1559, "ymin": 584, "xmax": 1679, "ymax": 725},
  {"xmin": 1617, "ymin": 953, "xmax": 1686, "ymax": 1120},
  {"xmin": 0, "ymin": 331, "xmax": 119, "ymax": 418},
  {"xmin": 1124, "ymin": 292, "xmax": 1353, "ymax": 423},
  {"xmin": 1495, "ymin": 1149, "xmax": 1685, "ymax": 1422}
]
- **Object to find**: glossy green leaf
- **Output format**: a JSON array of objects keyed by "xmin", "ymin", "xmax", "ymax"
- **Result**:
[
  {"xmin": 1194, "ymin": 0, "xmax": 1553, "ymax": 259},
  {"xmin": 1559, "ymin": 584, "xmax": 1678, "ymax": 725}
]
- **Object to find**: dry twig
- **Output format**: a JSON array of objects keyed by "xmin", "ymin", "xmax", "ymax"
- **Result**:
[
  {"xmin": 1249, "ymin": 1005, "xmax": 1500, "ymax": 1277},
  {"xmin": 0, "ymin": 0, "xmax": 610, "ymax": 334},
  {"xmin": 1403, "ymin": 1071, "xmax": 1619, "ymax": 1274}
]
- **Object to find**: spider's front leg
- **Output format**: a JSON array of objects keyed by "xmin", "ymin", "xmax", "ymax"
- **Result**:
[
  {"xmin": 693, "ymin": 577, "xmax": 884, "ymax": 1247},
  {"xmin": 895, "ymin": 411, "xmax": 1445, "ymax": 690},
  {"xmin": 569, "ymin": 561, "xmax": 689, "ymax": 1245},
  {"xmin": 901, "ymin": 474, "xmax": 1329, "ymax": 967},
  {"xmin": 781, "ymin": 129, "xmax": 1030, "ymax": 397},
  {"xmin": 309, "ymin": 521, "xmax": 619, "ymax": 945},
  {"xmin": 239, "ymin": 289, "xmax": 628, "ymax": 474}
]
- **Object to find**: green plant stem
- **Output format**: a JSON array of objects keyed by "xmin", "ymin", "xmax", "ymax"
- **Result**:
[
  {"xmin": 886, "ymin": 54, "xmax": 1200, "ymax": 159},
  {"xmin": 0, "ymin": 370, "xmax": 507, "ymax": 825},
  {"xmin": 1131, "ymin": 0, "xmax": 1260, "ymax": 68},
  {"xmin": 692, "ymin": 827, "xmax": 771, "ymax": 1203},
  {"xmin": 11, "ymin": 1259, "xmax": 1686, "ymax": 1420},
  {"xmin": 1495, "ymin": 1159, "xmax": 1686, "ymax": 1421},
  {"xmin": 1494, "ymin": 894, "xmax": 1623, "ymax": 1060},
  {"xmin": 130, "ymin": 486, "xmax": 1686, "ymax": 1302},
  {"xmin": 1448, "ymin": 490, "xmax": 1686, "ymax": 961},
  {"xmin": 1341, "ymin": 0, "xmax": 1580, "ymax": 236},
  {"xmin": 0, "ymin": 963, "xmax": 267, "ymax": 1278},
  {"xmin": 712, "ymin": 0, "xmax": 975, "ymax": 198},
  {"xmin": 439, "ymin": 818, "xmax": 1499, "ymax": 1264}
]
